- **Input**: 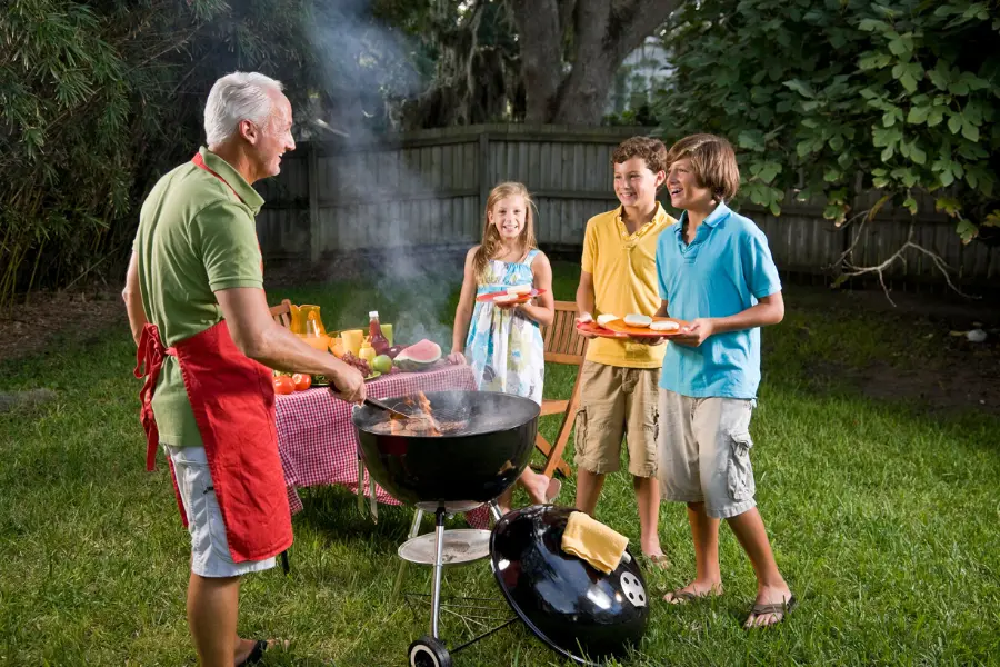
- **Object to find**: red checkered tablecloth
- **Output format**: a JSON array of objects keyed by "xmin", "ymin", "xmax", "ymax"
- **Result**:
[{"xmin": 275, "ymin": 363, "xmax": 489, "ymax": 527}]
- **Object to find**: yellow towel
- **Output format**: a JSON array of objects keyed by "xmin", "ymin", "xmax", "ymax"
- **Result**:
[{"xmin": 560, "ymin": 511, "xmax": 629, "ymax": 574}]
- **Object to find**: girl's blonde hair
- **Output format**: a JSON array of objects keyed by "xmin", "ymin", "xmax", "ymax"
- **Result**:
[{"xmin": 472, "ymin": 181, "xmax": 537, "ymax": 280}]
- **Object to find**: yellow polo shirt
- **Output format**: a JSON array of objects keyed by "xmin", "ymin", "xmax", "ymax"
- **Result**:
[{"xmin": 581, "ymin": 203, "xmax": 675, "ymax": 368}]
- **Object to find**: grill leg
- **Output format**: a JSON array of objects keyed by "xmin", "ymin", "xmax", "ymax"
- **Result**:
[
  {"xmin": 488, "ymin": 500, "xmax": 503, "ymax": 525},
  {"xmin": 391, "ymin": 508, "xmax": 423, "ymax": 603},
  {"xmin": 430, "ymin": 506, "xmax": 446, "ymax": 639}
]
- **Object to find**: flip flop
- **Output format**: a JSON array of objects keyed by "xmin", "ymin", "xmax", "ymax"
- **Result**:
[
  {"xmin": 237, "ymin": 640, "xmax": 269, "ymax": 666},
  {"xmin": 237, "ymin": 638, "xmax": 289, "ymax": 666},
  {"xmin": 662, "ymin": 587, "xmax": 722, "ymax": 604},
  {"xmin": 639, "ymin": 552, "xmax": 671, "ymax": 571},
  {"xmin": 745, "ymin": 595, "xmax": 797, "ymax": 628}
]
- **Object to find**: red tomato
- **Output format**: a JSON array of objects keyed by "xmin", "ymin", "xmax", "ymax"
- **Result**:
[
  {"xmin": 291, "ymin": 373, "xmax": 312, "ymax": 391},
  {"xmin": 272, "ymin": 376, "xmax": 295, "ymax": 395}
]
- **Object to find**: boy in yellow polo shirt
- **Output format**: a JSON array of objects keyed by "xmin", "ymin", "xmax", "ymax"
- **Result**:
[{"xmin": 575, "ymin": 136, "xmax": 675, "ymax": 566}]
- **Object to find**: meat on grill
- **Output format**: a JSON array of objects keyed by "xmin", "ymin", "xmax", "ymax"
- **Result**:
[{"xmin": 369, "ymin": 391, "xmax": 470, "ymax": 436}]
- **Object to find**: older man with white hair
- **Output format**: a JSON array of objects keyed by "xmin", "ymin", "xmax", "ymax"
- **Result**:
[{"xmin": 123, "ymin": 71, "xmax": 365, "ymax": 666}]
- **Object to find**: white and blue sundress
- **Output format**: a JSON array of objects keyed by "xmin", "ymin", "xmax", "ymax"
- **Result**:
[{"xmin": 465, "ymin": 250, "xmax": 544, "ymax": 405}]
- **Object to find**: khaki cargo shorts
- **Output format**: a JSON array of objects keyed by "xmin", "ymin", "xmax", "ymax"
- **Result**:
[
  {"xmin": 657, "ymin": 389, "xmax": 757, "ymax": 519},
  {"xmin": 573, "ymin": 360, "xmax": 660, "ymax": 477}
]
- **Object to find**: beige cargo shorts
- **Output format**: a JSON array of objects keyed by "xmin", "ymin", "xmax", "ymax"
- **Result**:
[
  {"xmin": 657, "ymin": 389, "xmax": 758, "ymax": 519},
  {"xmin": 573, "ymin": 360, "xmax": 660, "ymax": 477}
]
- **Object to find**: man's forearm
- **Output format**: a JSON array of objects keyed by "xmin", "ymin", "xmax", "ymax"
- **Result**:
[
  {"xmin": 249, "ymin": 324, "xmax": 355, "ymax": 377},
  {"xmin": 123, "ymin": 251, "xmax": 147, "ymax": 345},
  {"xmin": 125, "ymin": 297, "xmax": 147, "ymax": 345},
  {"xmin": 122, "ymin": 286, "xmax": 147, "ymax": 346},
  {"xmin": 710, "ymin": 301, "xmax": 783, "ymax": 333}
]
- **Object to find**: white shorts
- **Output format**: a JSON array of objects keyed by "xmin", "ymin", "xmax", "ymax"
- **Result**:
[
  {"xmin": 165, "ymin": 445, "xmax": 276, "ymax": 578},
  {"xmin": 657, "ymin": 390, "xmax": 758, "ymax": 520}
]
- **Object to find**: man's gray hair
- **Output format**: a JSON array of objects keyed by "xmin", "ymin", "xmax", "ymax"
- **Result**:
[{"xmin": 203, "ymin": 72, "xmax": 284, "ymax": 146}]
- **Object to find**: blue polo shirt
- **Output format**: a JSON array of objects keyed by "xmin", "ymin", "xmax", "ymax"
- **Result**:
[{"xmin": 655, "ymin": 204, "xmax": 781, "ymax": 399}]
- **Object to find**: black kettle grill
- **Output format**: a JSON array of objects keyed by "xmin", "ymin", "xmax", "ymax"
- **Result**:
[{"xmin": 352, "ymin": 390, "xmax": 650, "ymax": 666}]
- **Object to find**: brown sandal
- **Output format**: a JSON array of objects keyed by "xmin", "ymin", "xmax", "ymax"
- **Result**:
[
  {"xmin": 662, "ymin": 586, "xmax": 721, "ymax": 604},
  {"xmin": 237, "ymin": 638, "xmax": 290, "ymax": 666},
  {"xmin": 639, "ymin": 553, "xmax": 671, "ymax": 571},
  {"xmin": 237, "ymin": 640, "xmax": 269, "ymax": 666},
  {"xmin": 745, "ymin": 595, "xmax": 797, "ymax": 627}
]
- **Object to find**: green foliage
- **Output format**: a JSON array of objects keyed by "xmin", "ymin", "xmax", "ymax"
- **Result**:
[
  {"xmin": 0, "ymin": 0, "xmax": 395, "ymax": 308},
  {"xmin": 655, "ymin": 0, "xmax": 1000, "ymax": 242},
  {"xmin": 377, "ymin": 0, "xmax": 527, "ymax": 128}
]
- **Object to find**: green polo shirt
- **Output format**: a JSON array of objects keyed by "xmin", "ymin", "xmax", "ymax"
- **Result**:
[{"xmin": 134, "ymin": 147, "xmax": 265, "ymax": 447}]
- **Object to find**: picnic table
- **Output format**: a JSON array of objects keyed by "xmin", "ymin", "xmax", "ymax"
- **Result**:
[{"xmin": 275, "ymin": 363, "xmax": 490, "ymax": 528}]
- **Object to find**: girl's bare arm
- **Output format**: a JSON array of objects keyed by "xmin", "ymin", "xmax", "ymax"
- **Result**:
[{"xmin": 451, "ymin": 247, "xmax": 480, "ymax": 355}]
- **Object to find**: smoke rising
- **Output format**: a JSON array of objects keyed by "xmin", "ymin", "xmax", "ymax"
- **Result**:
[{"xmin": 303, "ymin": 0, "xmax": 468, "ymax": 351}]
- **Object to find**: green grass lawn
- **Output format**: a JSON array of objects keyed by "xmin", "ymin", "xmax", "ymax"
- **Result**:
[{"xmin": 2, "ymin": 262, "xmax": 999, "ymax": 666}]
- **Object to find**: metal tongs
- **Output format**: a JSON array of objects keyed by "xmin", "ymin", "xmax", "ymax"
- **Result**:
[{"xmin": 363, "ymin": 397, "xmax": 417, "ymax": 420}]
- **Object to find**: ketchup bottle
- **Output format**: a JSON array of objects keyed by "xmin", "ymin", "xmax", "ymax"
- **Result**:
[{"xmin": 368, "ymin": 310, "xmax": 391, "ymax": 356}]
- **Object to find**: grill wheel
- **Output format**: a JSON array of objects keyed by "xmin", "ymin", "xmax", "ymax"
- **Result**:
[{"xmin": 408, "ymin": 636, "xmax": 452, "ymax": 667}]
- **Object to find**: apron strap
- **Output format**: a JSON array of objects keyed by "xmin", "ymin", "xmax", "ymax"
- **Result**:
[
  {"xmin": 191, "ymin": 152, "xmax": 263, "ymax": 271},
  {"xmin": 134, "ymin": 323, "xmax": 176, "ymax": 471},
  {"xmin": 191, "ymin": 152, "xmax": 245, "ymax": 204}
]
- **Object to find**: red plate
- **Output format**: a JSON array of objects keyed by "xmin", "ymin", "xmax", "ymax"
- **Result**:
[
  {"xmin": 577, "ymin": 316, "xmax": 688, "ymax": 339},
  {"xmin": 604, "ymin": 316, "xmax": 688, "ymax": 338},
  {"xmin": 576, "ymin": 320, "xmax": 628, "ymax": 339},
  {"xmin": 476, "ymin": 288, "xmax": 547, "ymax": 304}
]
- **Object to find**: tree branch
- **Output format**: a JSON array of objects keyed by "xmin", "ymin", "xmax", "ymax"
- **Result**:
[
  {"xmin": 606, "ymin": 0, "xmax": 679, "ymax": 62},
  {"xmin": 461, "ymin": 4, "xmax": 485, "ymax": 126},
  {"xmin": 546, "ymin": 0, "xmax": 681, "ymax": 125},
  {"xmin": 835, "ymin": 220, "xmax": 977, "ymax": 305}
]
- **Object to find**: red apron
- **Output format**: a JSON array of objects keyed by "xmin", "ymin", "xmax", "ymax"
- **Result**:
[{"xmin": 132, "ymin": 153, "xmax": 292, "ymax": 563}]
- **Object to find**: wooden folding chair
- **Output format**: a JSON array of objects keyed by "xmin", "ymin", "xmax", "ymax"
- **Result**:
[
  {"xmin": 269, "ymin": 298, "xmax": 293, "ymax": 329},
  {"xmin": 534, "ymin": 300, "xmax": 588, "ymax": 479}
]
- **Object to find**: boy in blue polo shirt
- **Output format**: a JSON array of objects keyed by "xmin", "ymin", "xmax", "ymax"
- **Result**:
[{"xmin": 654, "ymin": 134, "xmax": 795, "ymax": 627}]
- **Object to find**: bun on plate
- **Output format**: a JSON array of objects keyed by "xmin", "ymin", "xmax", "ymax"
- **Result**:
[
  {"xmin": 623, "ymin": 314, "xmax": 652, "ymax": 328},
  {"xmin": 650, "ymin": 320, "xmax": 680, "ymax": 332}
]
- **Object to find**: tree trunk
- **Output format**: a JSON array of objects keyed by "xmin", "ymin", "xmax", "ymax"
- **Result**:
[
  {"xmin": 511, "ymin": 0, "xmax": 682, "ymax": 126},
  {"xmin": 509, "ymin": 0, "xmax": 564, "ymax": 123}
]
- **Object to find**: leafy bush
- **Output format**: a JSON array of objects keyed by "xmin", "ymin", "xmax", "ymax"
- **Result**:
[
  {"xmin": 656, "ymin": 0, "xmax": 1000, "ymax": 244},
  {"xmin": 0, "ymin": 0, "xmax": 334, "ymax": 308}
]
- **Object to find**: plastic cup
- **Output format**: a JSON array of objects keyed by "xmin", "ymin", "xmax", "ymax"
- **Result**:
[{"xmin": 341, "ymin": 329, "xmax": 363, "ymax": 356}]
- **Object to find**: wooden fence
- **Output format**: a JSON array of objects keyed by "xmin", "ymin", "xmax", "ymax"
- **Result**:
[{"xmin": 255, "ymin": 124, "xmax": 999, "ymax": 287}]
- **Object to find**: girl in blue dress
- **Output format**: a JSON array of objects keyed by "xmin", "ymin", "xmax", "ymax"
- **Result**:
[{"xmin": 451, "ymin": 182, "xmax": 559, "ymax": 512}]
